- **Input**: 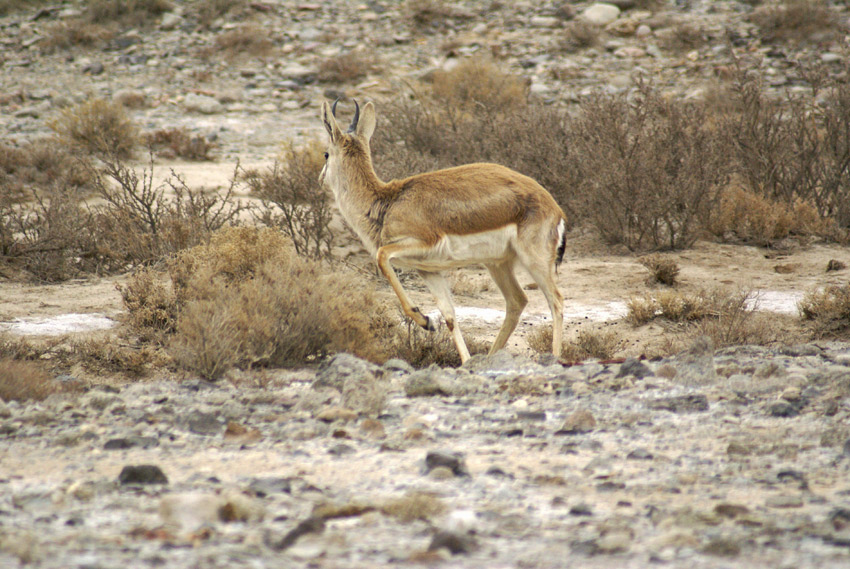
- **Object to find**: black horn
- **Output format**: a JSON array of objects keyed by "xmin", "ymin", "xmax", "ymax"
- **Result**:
[
  {"xmin": 347, "ymin": 100, "xmax": 360, "ymax": 132},
  {"xmin": 331, "ymin": 98, "xmax": 339, "ymax": 117}
]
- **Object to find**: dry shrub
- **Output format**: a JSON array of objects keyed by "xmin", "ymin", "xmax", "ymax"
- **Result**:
[
  {"xmin": 142, "ymin": 128, "xmax": 215, "ymax": 161},
  {"xmin": 191, "ymin": 0, "xmax": 247, "ymax": 29},
  {"xmin": 119, "ymin": 267, "xmax": 179, "ymax": 341},
  {"xmin": 40, "ymin": 20, "xmax": 114, "ymax": 51},
  {"xmin": 0, "ymin": 139, "xmax": 93, "ymax": 203},
  {"xmin": 71, "ymin": 338, "xmax": 154, "ymax": 378},
  {"xmin": 214, "ymin": 25, "xmax": 274, "ymax": 58},
  {"xmin": 691, "ymin": 294, "xmax": 779, "ymax": 348},
  {"xmin": 49, "ymin": 98, "xmax": 138, "ymax": 160},
  {"xmin": 0, "ymin": 0, "xmax": 48, "ymax": 16},
  {"xmin": 639, "ymin": 254, "xmax": 679, "ymax": 286},
  {"xmin": 570, "ymin": 83, "xmax": 727, "ymax": 250},
  {"xmin": 0, "ymin": 359, "xmax": 57, "ymax": 402},
  {"xmin": 431, "ymin": 57, "xmax": 528, "ymax": 113},
  {"xmin": 657, "ymin": 21, "xmax": 707, "ymax": 53},
  {"xmin": 318, "ymin": 51, "xmax": 377, "ymax": 84},
  {"xmin": 560, "ymin": 21, "xmax": 601, "ymax": 52},
  {"xmin": 246, "ymin": 141, "xmax": 333, "ymax": 259},
  {"xmin": 86, "ymin": 0, "xmax": 172, "ymax": 27},
  {"xmin": 123, "ymin": 227, "xmax": 395, "ymax": 379},
  {"xmin": 722, "ymin": 66, "xmax": 850, "ymax": 231},
  {"xmin": 749, "ymin": 0, "xmax": 841, "ymax": 44},
  {"xmin": 799, "ymin": 284, "xmax": 850, "ymax": 337},
  {"xmin": 381, "ymin": 492, "xmax": 446, "ymax": 523},
  {"xmin": 528, "ymin": 326, "xmax": 621, "ymax": 361},
  {"xmin": 88, "ymin": 155, "xmax": 246, "ymax": 267}
]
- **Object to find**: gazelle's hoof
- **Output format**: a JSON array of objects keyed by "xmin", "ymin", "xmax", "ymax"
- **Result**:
[{"xmin": 423, "ymin": 315, "xmax": 437, "ymax": 332}]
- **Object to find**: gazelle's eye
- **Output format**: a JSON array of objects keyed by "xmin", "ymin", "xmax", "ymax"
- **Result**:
[{"xmin": 324, "ymin": 152, "xmax": 329, "ymax": 160}]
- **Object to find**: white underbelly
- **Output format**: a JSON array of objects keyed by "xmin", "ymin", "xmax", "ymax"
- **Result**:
[{"xmin": 395, "ymin": 225, "xmax": 517, "ymax": 270}]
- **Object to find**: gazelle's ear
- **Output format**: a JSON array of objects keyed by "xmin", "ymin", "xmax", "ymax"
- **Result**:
[
  {"xmin": 355, "ymin": 101, "xmax": 377, "ymax": 141},
  {"xmin": 320, "ymin": 101, "xmax": 342, "ymax": 142}
]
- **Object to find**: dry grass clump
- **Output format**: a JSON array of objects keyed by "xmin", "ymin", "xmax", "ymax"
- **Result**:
[
  {"xmin": 49, "ymin": 98, "xmax": 138, "ymax": 159},
  {"xmin": 657, "ymin": 21, "xmax": 707, "ymax": 53},
  {"xmin": 709, "ymin": 185, "xmax": 829, "ymax": 246},
  {"xmin": 190, "ymin": 0, "xmax": 247, "ymax": 29},
  {"xmin": 122, "ymin": 227, "xmax": 396, "ymax": 379},
  {"xmin": 639, "ymin": 254, "xmax": 680, "ymax": 286},
  {"xmin": 403, "ymin": 0, "xmax": 459, "ymax": 32},
  {"xmin": 119, "ymin": 267, "xmax": 179, "ymax": 341},
  {"xmin": 749, "ymin": 0, "xmax": 841, "ymax": 44},
  {"xmin": 528, "ymin": 326, "xmax": 621, "ymax": 361},
  {"xmin": 213, "ymin": 25, "xmax": 274, "ymax": 58},
  {"xmin": 380, "ymin": 492, "xmax": 446, "ymax": 523},
  {"xmin": 391, "ymin": 317, "xmax": 487, "ymax": 369},
  {"xmin": 318, "ymin": 51, "xmax": 377, "ymax": 84},
  {"xmin": 72, "ymin": 338, "xmax": 156, "ymax": 378},
  {"xmin": 799, "ymin": 284, "xmax": 850, "ymax": 337},
  {"xmin": 0, "ymin": 360, "xmax": 57, "ymax": 402},
  {"xmin": 246, "ymin": 140, "xmax": 333, "ymax": 259},
  {"xmin": 142, "ymin": 128, "xmax": 216, "ymax": 161},
  {"xmin": 560, "ymin": 21, "xmax": 601, "ymax": 52},
  {"xmin": 0, "ymin": 0, "xmax": 48, "ymax": 16},
  {"xmin": 86, "ymin": 0, "xmax": 173, "ymax": 27},
  {"xmin": 431, "ymin": 57, "xmax": 528, "ymax": 113}
]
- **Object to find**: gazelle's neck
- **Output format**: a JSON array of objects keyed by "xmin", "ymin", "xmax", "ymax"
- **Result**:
[{"xmin": 331, "ymin": 146, "xmax": 390, "ymax": 254}]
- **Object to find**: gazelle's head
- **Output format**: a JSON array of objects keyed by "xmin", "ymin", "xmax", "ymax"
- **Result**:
[{"xmin": 319, "ymin": 99, "xmax": 377, "ymax": 190}]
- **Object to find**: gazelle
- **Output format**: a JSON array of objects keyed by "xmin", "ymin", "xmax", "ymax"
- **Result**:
[{"xmin": 320, "ymin": 100, "xmax": 567, "ymax": 362}]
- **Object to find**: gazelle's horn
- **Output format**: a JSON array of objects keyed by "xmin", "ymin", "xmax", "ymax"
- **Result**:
[
  {"xmin": 347, "ymin": 100, "xmax": 360, "ymax": 132},
  {"xmin": 331, "ymin": 98, "xmax": 340, "ymax": 117}
]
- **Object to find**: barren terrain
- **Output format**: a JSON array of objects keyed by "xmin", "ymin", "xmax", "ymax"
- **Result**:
[{"xmin": 2, "ymin": 1, "xmax": 850, "ymax": 568}]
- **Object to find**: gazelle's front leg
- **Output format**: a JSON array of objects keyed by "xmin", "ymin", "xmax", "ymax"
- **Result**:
[
  {"xmin": 418, "ymin": 270, "xmax": 471, "ymax": 362},
  {"xmin": 376, "ymin": 243, "xmax": 436, "ymax": 331}
]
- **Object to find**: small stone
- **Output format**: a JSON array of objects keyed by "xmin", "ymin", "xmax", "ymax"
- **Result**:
[
  {"xmin": 768, "ymin": 401, "xmax": 799, "ymax": 418},
  {"xmin": 766, "ymin": 495, "xmax": 804, "ymax": 508},
  {"xmin": 248, "ymin": 477, "xmax": 292, "ymax": 497},
  {"xmin": 223, "ymin": 421, "xmax": 262, "ymax": 442},
  {"xmin": 328, "ymin": 443, "xmax": 356, "ymax": 456},
  {"xmin": 826, "ymin": 259, "xmax": 846, "ymax": 272},
  {"xmin": 183, "ymin": 93, "xmax": 223, "ymax": 114},
  {"xmin": 626, "ymin": 447, "xmax": 653, "ymax": 460},
  {"xmin": 648, "ymin": 394, "xmax": 709, "ymax": 413},
  {"xmin": 187, "ymin": 411, "xmax": 222, "ymax": 435},
  {"xmin": 558, "ymin": 408, "xmax": 596, "ymax": 433},
  {"xmin": 425, "ymin": 451, "xmax": 470, "ymax": 477},
  {"xmin": 118, "ymin": 464, "xmax": 168, "ymax": 485},
  {"xmin": 702, "ymin": 537, "xmax": 741, "ymax": 557},
  {"xmin": 617, "ymin": 357, "xmax": 652, "ymax": 379},
  {"xmin": 270, "ymin": 517, "xmax": 325, "ymax": 551},
  {"xmin": 316, "ymin": 407, "xmax": 358, "ymax": 422},
  {"xmin": 104, "ymin": 436, "xmax": 159, "ymax": 450},
  {"xmin": 428, "ymin": 530, "xmax": 476, "ymax": 555},
  {"xmin": 569, "ymin": 503, "xmax": 593, "ymax": 516},
  {"xmin": 595, "ymin": 530, "xmax": 631, "ymax": 553},
  {"xmin": 581, "ymin": 3, "xmax": 621, "ymax": 26},
  {"xmin": 714, "ymin": 503, "xmax": 750, "ymax": 519},
  {"xmin": 636, "ymin": 24, "xmax": 652, "ymax": 38}
]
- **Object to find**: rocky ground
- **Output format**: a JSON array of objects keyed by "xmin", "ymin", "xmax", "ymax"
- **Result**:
[
  {"xmin": 2, "ymin": 347, "xmax": 850, "ymax": 568},
  {"xmin": 2, "ymin": 0, "xmax": 850, "ymax": 567}
]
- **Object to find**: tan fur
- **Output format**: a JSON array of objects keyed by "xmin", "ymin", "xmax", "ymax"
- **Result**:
[{"xmin": 320, "ymin": 101, "xmax": 566, "ymax": 362}]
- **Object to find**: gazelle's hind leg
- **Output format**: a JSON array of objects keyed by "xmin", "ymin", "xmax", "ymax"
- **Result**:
[
  {"xmin": 516, "ymin": 249, "xmax": 563, "ymax": 358},
  {"xmin": 485, "ymin": 260, "xmax": 528, "ymax": 354},
  {"xmin": 418, "ymin": 270, "xmax": 471, "ymax": 362}
]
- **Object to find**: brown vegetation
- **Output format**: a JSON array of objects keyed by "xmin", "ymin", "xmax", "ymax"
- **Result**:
[
  {"xmin": 749, "ymin": 0, "xmax": 841, "ymax": 44},
  {"xmin": 639, "ymin": 254, "xmax": 680, "ymax": 286},
  {"xmin": 799, "ymin": 284, "xmax": 850, "ymax": 338},
  {"xmin": 318, "ymin": 51, "xmax": 377, "ymax": 84},
  {"xmin": 528, "ymin": 326, "xmax": 621, "ymax": 361},
  {"xmin": 0, "ymin": 359, "xmax": 57, "ymax": 402},
  {"xmin": 49, "ymin": 98, "xmax": 138, "ymax": 159},
  {"xmin": 143, "ymin": 128, "xmax": 216, "ymax": 161}
]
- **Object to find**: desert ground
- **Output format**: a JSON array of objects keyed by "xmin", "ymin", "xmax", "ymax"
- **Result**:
[{"xmin": 2, "ymin": 1, "xmax": 850, "ymax": 568}]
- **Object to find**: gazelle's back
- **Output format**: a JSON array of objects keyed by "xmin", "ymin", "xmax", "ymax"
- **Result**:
[{"xmin": 382, "ymin": 163, "xmax": 564, "ymax": 246}]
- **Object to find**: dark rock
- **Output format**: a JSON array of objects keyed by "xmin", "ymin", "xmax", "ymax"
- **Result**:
[
  {"xmin": 103, "ymin": 436, "xmax": 159, "ymax": 450},
  {"xmin": 485, "ymin": 466, "xmax": 513, "ymax": 479},
  {"xmin": 714, "ymin": 503, "xmax": 750, "ymax": 519},
  {"xmin": 118, "ymin": 464, "xmax": 168, "ymax": 485},
  {"xmin": 843, "ymin": 438, "xmax": 850, "ymax": 457},
  {"xmin": 569, "ymin": 503, "xmax": 593, "ymax": 516},
  {"xmin": 428, "ymin": 530, "xmax": 476, "ymax": 555},
  {"xmin": 424, "ymin": 451, "xmax": 470, "ymax": 477},
  {"xmin": 617, "ymin": 357, "xmax": 652, "ymax": 379},
  {"xmin": 269, "ymin": 516, "xmax": 325, "ymax": 551},
  {"xmin": 769, "ymin": 401, "xmax": 799, "ymax": 418},
  {"xmin": 187, "ymin": 411, "xmax": 222, "ymax": 435},
  {"xmin": 702, "ymin": 537, "xmax": 741, "ymax": 557},
  {"xmin": 248, "ymin": 477, "xmax": 292, "ymax": 497},
  {"xmin": 648, "ymin": 394, "xmax": 709, "ymax": 413},
  {"xmin": 777, "ymin": 469, "xmax": 808, "ymax": 489},
  {"xmin": 826, "ymin": 259, "xmax": 846, "ymax": 272},
  {"xmin": 516, "ymin": 411, "xmax": 547, "ymax": 422}
]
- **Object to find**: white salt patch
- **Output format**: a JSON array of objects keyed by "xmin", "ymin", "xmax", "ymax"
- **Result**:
[
  {"xmin": 748, "ymin": 290, "xmax": 804, "ymax": 314},
  {"xmin": 1, "ymin": 313, "xmax": 116, "ymax": 336},
  {"xmin": 432, "ymin": 301, "xmax": 630, "ymax": 325}
]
